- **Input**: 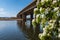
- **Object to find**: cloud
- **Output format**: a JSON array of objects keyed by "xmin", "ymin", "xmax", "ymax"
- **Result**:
[
  {"xmin": 0, "ymin": 8, "xmax": 4, "ymax": 12},
  {"xmin": 0, "ymin": 8, "xmax": 6, "ymax": 14},
  {"xmin": 0, "ymin": 8, "xmax": 16, "ymax": 17},
  {"xmin": 0, "ymin": 8, "xmax": 7, "ymax": 17}
]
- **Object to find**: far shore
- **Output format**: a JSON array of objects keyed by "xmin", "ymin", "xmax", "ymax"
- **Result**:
[
  {"xmin": 0, "ymin": 17, "xmax": 23, "ymax": 21},
  {"xmin": 0, "ymin": 19, "xmax": 23, "ymax": 21}
]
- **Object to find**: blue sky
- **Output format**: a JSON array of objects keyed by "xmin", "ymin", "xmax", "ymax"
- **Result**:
[{"xmin": 0, "ymin": 0, "xmax": 33, "ymax": 17}]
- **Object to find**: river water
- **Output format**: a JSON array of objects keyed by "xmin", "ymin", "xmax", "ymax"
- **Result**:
[
  {"xmin": 0, "ymin": 20, "xmax": 42, "ymax": 40},
  {"xmin": 0, "ymin": 20, "xmax": 60, "ymax": 40}
]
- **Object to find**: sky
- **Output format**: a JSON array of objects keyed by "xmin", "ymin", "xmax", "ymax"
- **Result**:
[{"xmin": 0, "ymin": 0, "xmax": 33, "ymax": 17}]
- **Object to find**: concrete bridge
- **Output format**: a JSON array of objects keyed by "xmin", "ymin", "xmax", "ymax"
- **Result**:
[
  {"xmin": 17, "ymin": 0, "xmax": 40, "ymax": 25},
  {"xmin": 17, "ymin": 0, "xmax": 36, "ymax": 22}
]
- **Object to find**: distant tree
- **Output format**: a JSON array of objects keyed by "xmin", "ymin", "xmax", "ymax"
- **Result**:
[{"xmin": 32, "ymin": 0, "xmax": 60, "ymax": 40}]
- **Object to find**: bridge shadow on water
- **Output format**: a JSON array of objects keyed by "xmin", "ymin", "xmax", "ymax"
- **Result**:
[{"xmin": 17, "ymin": 20, "xmax": 43, "ymax": 40}]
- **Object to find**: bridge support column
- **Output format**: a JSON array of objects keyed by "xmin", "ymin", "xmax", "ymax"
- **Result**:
[
  {"xmin": 22, "ymin": 14, "xmax": 26, "ymax": 22},
  {"xmin": 30, "ymin": 13, "xmax": 33, "ymax": 24},
  {"xmin": 20, "ymin": 15, "xmax": 22, "ymax": 19},
  {"xmin": 22, "ymin": 14, "xmax": 26, "ymax": 26}
]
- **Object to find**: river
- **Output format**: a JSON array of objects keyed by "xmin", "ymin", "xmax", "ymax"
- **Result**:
[
  {"xmin": 0, "ymin": 20, "xmax": 42, "ymax": 40},
  {"xmin": 0, "ymin": 20, "xmax": 60, "ymax": 40}
]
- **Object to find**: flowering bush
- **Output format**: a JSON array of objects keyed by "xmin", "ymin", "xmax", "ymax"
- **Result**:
[{"xmin": 32, "ymin": 0, "xmax": 60, "ymax": 40}]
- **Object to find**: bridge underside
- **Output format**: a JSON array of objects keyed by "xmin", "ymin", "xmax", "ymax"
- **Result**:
[
  {"xmin": 17, "ymin": 0, "xmax": 37, "ymax": 25},
  {"xmin": 17, "ymin": 0, "xmax": 36, "ymax": 17}
]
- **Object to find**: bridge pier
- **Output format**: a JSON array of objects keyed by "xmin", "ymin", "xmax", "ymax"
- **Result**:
[
  {"xmin": 22, "ymin": 14, "xmax": 26, "ymax": 26},
  {"xmin": 20, "ymin": 15, "xmax": 22, "ymax": 19},
  {"xmin": 22, "ymin": 14, "xmax": 26, "ymax": 22},
  {"xmin": 30, "ymin": 13, "xmax": 33, "ymax": 25}
]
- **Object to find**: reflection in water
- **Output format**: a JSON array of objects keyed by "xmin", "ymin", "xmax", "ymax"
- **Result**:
[
  {"xmin": 0, "ymin": 21, "xmax": 27, "ymax": 40},
  {"xmin": 1, "ymin": 20, "xmax": 59, "ymax": 40},
  {"xmin": 17, "ymin": 20, "xmax": 60, "ymax": 40},
  {"xmin": 17, "ymin": 20, "xmax": 42, "ymax": 40}
]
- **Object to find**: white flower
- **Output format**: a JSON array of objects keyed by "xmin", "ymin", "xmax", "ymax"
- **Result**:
[
  {"xmin": 56, "ymin": 10, "xmax": 59, "ymax": 14},
  {"xmin": 39, "ymin": 33, "xmax": 42, "ymax": 37},
  {"xmin": 40, "ymin": 7, "xmax": 45, "ymax": 13},
  {"xmin": 40, "ymin": 7, "xmax": 42, "ymax": 12},
  {"xmin": 36, "ymin": 14, "xmax": 41, "ymax": 23},
  {"xmin": 54, "ymin": 7, "xmax": 59, "ymax": 12},
  {"xmin": 43, "ymin": 26, "xmax": 48, "ymax": 32},
  {"xmin": 57, "ymin": 13, "xmax": 60, "ymax": 16},
  {"xmin": 45, "ymin": 0, "xmax": 49, "ymax": 2},
  {"xmin": 34, "ymin": 8, "xmax": 38, "ymax": 12},
  {"xmin": 59, "ymin": 20, "xmax": 60, "ymax": 23},
  {"xmin": 52, "ymin": 0, "xmax": 57, "ymax": 4},
  {"xmin": 39, "ymin": 32, "xmax": 46, "ymax": 39},
  {"xmin": 34, "ymin": 8, "xmax": 39, "ymax": 15},
  {"xmin": 58, "ymin": 28, "xmax": 60, "ymax": 32},
  {"xmin": 48, "ymin": 20, "xmax": 56, "ymax": 28},
  {"xmin": 40, "ymin": 14, "xmax": 45, "ymax": 18},
  {"xmin": 45, "ymin": 8, "xmax": 50, "ymax": 15},
  {"xmin": 45, "ymin": 11, "xmax": 48, "ymax": 15},
  {"xmin": 49, "ymin": 20, "xmax": 56, "ymax": 23},
  {"xmin": 36, "ymin": 14, "xmax": 40, "ymax": 18},
  {"xmin": 32, "ymin": 19, "xmax": 36, "ymax": 23},
  {"xmin": 49, "ymin": 23, "xmax": 54, "ymax": 26},
  {"xmin": 49, "ymin": 25, "xmax": 54, "ymax": 29},
  {"xmin": 43, "ymin": 28, "xmax": 45, "ymax": 31},
  {"xmin": 57, "ymin": 0, "xmax": 60, "ymax": 1},
  {"xmin": 32, "ymin": 19, "xmax": 35, "ymax": 22},
  {"xmin": 58, "ymin": 34, "xmax": 60, "ymax": 37},
  {"xmin": 41, "ymin": 0, "xmax": 48, "ymax": 3},
  {"xmin": 42, "ymin": 31, "xmax": 46, "ymax": 36},
  {"xmin": 41, "ymin": 0, "xmax": 45, "ymax": 3},
  {"xmin": 32, "ymin": 19, "xmax": 36, "ymax": 27}
]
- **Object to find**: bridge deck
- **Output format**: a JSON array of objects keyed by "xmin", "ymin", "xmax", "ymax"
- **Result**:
[{"xmin": 17, "ymin": 0, "xmax": 36, "ymax": 16}]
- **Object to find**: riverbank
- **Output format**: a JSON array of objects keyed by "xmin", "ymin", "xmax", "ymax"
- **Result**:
[
  {"xmin": 0, "ymin": 19, "xmax": 23, "ymax": 21},
  {"xmin": 0, "ymin": 17, "xmax": 23, "ymax": 21}
]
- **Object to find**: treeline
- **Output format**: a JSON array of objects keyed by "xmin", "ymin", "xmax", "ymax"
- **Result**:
[{"xmin": 0, "ymin": 17, "xmax": 19, "ymax": 20}]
